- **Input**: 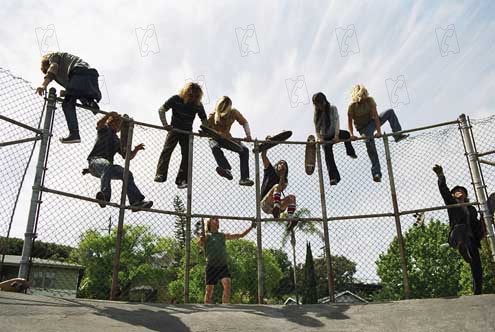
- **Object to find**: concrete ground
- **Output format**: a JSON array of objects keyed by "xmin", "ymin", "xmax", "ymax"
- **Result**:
[{"xmin": 0, "ymin": 292, "xmax": 494, "ymax": 332}]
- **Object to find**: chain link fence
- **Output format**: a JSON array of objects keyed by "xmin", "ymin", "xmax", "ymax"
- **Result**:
[{"xmin": 1, "ymin": 67, "xmax": 494, "ymax": 304}]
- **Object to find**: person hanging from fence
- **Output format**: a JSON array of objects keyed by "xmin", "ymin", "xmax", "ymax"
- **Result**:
[
  {"xmin": 85, "ymin": 112, "xmax": 153, "ymax": 211},
  {"xmin": 313, "ymin": 92, "xmax": 357, "ymax": 186},
  {"xmin": 432, "ymin": 164, "xmax": 484, "ymax": 295},
  {"xmin": 36, "ymin": 52, "xmax": 102, "ymax": 144},
  {"xmin": 154, "ymin": 82, "xmax": 207, "ymax": 189},
  {"xmin": 260, "ymin": 139, "xmax": 297, "ymax": 221},
  {"xmin": 206, "ymin": 96, "xmax": 254, "ymax": 186},
  {"xmin": 197, "ymin": 217, "xmax": 255, "ymax": 304},
  {"xmin": 347, "ymin": 84, "xmax": 409, "ymax": 182}
]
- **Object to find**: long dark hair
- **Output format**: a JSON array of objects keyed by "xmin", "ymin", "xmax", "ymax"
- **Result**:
[{"xmin": 275, "ymin": 160, "xmax": 289, "ymax": 183}]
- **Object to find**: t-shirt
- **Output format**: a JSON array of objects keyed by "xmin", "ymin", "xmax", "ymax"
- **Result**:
[
  {"xmin": 44, "ymin": 52, "xmax": 89, "ymax": 88},
  {"xmin": 206, "ymin": 108, "xmax": 247, "ymax": 138},
  {"xmin": 87, "ymin": 126, "xmax": 123, "ymax": 164},
  {"xmin": 261, "ymin": 163, "xmax": 283, "ymax": 198},
  {"xmin": 347, "ymin": 97, "xmax": 377, "ymax": 131},
  {"xmin": 160, "ymin": 95, "xmax": 207, "ymax": 131},
  {"xmin": 205, "ymin": 232, "xmax": 228, "ymax": 266}
]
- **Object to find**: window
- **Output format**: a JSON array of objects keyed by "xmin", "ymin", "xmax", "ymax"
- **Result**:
[{"xmin": 31, "ymin": 270, "xmax": 56, "ymax": 289}]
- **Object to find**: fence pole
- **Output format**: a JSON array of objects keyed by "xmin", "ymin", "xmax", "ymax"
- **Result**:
[
  {"xmin": 254, "ymin": 140, "xmax": 264, "ymax": 304},
  {"xmin": 110, "ymin": 119, "xmax": 134, "ymax": 300},
  {"xmin": 18, "ymin": 88, "xmax": 56, "ymax": 279},
  {"xmin": 383, "ymin": 134, "xmax": 411, "ymax": 299},
  {"xmin": 315, "ymin": 143, "xmax": 336, "ymax": 302},
  {"xmin": 184, "ymin": 133, "xmax": 194, "ymax": 303},
  {"xmin": 459, "ymin": 114, "xmax": 495, "ymax": 263}
]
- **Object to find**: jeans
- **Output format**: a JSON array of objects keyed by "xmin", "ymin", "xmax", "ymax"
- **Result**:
[
  {"xmin": 322, "ymin": 130, "xmax": 356, "ymax": 182},
  {"xmin": 156, "ymin": 131, "xmax": 190, "ymax": 185},
  {"xmin": 88, "ymin": 158, "xmax": 145, "ymax": 204},
  {"xmin": 209, "ymin": 139, "xmax": 250, "ymax": 179},
  {"xmin": 358, "ymin": 109, "xmax": 403, "ymax": 177}
]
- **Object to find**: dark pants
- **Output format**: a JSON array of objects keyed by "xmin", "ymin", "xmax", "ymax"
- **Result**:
[
  {"xmin": 210, "ymin": 139, "xmax": 250, "ymax": 179},
  {"xmin": 156, "ymin": 131, "xmax": 190, "ymax": 185},
  {"xmin": 323, "ymin": 130, "xmax": 356, "ymax": 182},
  {"xmin": 459, "ymin": 242, "xmax": 483, "ymax": 295}
]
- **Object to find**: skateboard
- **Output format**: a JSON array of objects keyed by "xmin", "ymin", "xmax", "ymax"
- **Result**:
[
  {"xmin": 255, "ymin": 130, "xmax": 293, "ymax": 153},
  {"xmin": 305, "ymin": 135, "xmax": 316, "ymax": 175},
  {"xmin": 199, "ymin": 125, "xmax": 243, "ymax": 153},
  {"xmin": 120, "ymin": 114, "xmax": 131, "ymax": 156}
]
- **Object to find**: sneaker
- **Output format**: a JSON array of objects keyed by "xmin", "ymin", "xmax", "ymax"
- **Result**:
[
  {"xmin": 80, "ymin": 98, "xmax": 100, "ymax": 115},
  {"xmin": 394, "ymin": 134, "xmax": 409, "ymax": 143},
  {"xmin": 154, "ymin": 175, "xmax": 166, "ymax": 183},
  {"xmin": 95, "ymin": 191, "xmax": 108, "ymax": 208},
  {"xmin": 329, "ymin": 178, "xmax": 340, "ymax": 186},
  {"xmin": 373, "ymin": 174, "xmax": 382, "ymax": 182},
  {"xmin": 60, "ymin": 133, "xmax": 81, "ymax": 144},
  {"xmin": 177, "ymin": 181, "xmax": 188, "ymax": 189},
  {"xmin": 348, "ymin": 154, "xmax": 358, "ymax": 159},
  {"xmin": 216, "ymin": 167, "xmax": 233, "ymax": 180},
  {"xmin": 272, "ymin": 205, "xmax": 281, "ymax": 219},
  {"xmin": 239, "ymin": 178, "xmax": 254, "ymax": 186},
  {"xmin": 131, "ymin": 200, "xmax": 153, "ymax": 212}
]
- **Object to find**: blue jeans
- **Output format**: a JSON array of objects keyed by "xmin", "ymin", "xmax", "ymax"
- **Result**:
[
  {"xmin": 209, "ymin": 139, "xmax": 250, "ymax": 179},
  {"xmin": 358, "ymin": 109, "xmax": 403, "ymax": 177},
  {"xmin": 88, "ymin": 158, "xmax": 145, "ymax": 204}
]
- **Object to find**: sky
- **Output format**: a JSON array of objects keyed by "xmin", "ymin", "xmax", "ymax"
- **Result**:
[{"xmin": 1, "ymin": 0, "xmax": 495, "ymax": 283}]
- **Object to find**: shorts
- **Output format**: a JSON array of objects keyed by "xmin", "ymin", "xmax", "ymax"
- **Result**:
[{"xmin": 205, "ymin": 265, "xmax": 230, "ymax": 285}]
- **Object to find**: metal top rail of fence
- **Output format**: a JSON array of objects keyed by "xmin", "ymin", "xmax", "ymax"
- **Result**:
[{"xmin": 1, "ymin": 68, "xmax": 494, "ymax": 304}]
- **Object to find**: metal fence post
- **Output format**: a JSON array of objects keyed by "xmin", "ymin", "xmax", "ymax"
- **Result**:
[
  {"xmin": 315, "ymin": 143, "xmax": 336, "ymax": 302},
  {"xmin": 18, "ymin": 88, "xmax": 56, "ymax": 279},
  {"xmin": 110, "ymin": 118, "xmax": 134, "ymax": 300},
  {"xmin": 383, "ymin": 134, "xmax": 411, "ymax": 299},
  {"xmin": 254, "ymin": 140, "xmax": 264, "ymax": 304},
  {"xmin": 459, "ymin": 114, "xmax": 495, "ymax": 263},
  {"xmin": 184, "ymin": 133, "xmax": 194, "ymax": 303}
]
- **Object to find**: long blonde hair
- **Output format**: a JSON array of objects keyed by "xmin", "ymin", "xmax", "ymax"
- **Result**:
[
  {"xmin": 350, "ymin": 84, "xmax": 369, "ymax": 103},
  {"xmin": 179, "ymin": 82, "xmax": 203, "ymax": 106},
  {"xmin": 214, "ymin": 96, "xmax": 233, "ymax": 124}
]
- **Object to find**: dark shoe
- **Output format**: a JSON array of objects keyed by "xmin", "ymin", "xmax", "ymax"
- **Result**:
[
  {"xmin": 394, "ymin": 134, "xmax": 409, "ymax": 143},
  {"xmin": 80, "ymin": 98, "xmax": 100, "ymax": 115},
  {"xmin": 131, "ymin": 200, "xmax": 153, "ymax": 212},
  {"xmin": 60, "ymin": 133, "xmax": 81, "ymax": 144},
  {"xmin": 329, "ymin": 178, "xmax": 340, "ymax": 186},
  {"xmin": 272, "ymin": 205, "xmax": 281, "ymax": 219},
  {"xmin": 177, "ymin": 181, "xmax": 188, "ymax": 189},
  {"xmin": 95, "ymin": 191, "xmax": 108, "ymax": 208},
  {"xmin": 348, "ymin": 153, "xmax": 358, "ymax": 159},
  {"xmin": 239, "ymin": 178, "xmax": 254, "ymax": 186},
  {"xmin": 154, "ymin": 175, "xmax": 166, "ymax": 183},
  {"xmin": 216, "ymin": 167, "xmax": 233, "ymax": 180},
  {"xmin": 373, "ymin": 174, "xmax": 382, "ymax": 182}
]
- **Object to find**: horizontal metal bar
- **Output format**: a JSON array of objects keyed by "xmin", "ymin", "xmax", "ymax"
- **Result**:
[
  {"xmin": 477, "ymin": 149, "xmax": 495, "ymax": 157},
  {"xmin": 0, "ymin": 136, "xmax": 41, "ymax": 147},
  {"xmin": 399, "ymin": 202, "xmax": 479, "ymax": 216},
  {"xmin": 480, "ymin": 159, "xmax": 495, "ymax": 167},
  {"xmin": 0, "ymin": 114, "xmax": 43, "ymax": 134},
  {"xmin": 40, "ymin": 187, "xmax": 121, "ymax": 209}
]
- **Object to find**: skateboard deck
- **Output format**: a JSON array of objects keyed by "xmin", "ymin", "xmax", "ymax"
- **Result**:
[
  {"xmin": 120, "ymin": 114, "xmax": 131, "ymax": 156},
  {"xmin": 256, "ymin": 130, "xmax": 293, "ymax": 152},
  {"xmin": 305, "ymin": 135, "xmax": 316, "ymax": 175},
  {"xmin": 200, "ymin": 125, "xmax": 243, "ymax": 153}
]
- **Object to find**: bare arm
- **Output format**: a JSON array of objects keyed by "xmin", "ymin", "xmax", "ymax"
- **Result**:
[
  {"xmin": 225, "ymin": 224, "xmax": 254, "ymax": 240},
  {"xmin": 261, "ymin": 150, "xmax": 270, "ymax": 169},
  {"xmin": 371, "ymin": 105, "xmax": 382, "ymax": 137},
  {"xmin": 348, "ymin": 113, "xmax": 356, "ymax": 138}
]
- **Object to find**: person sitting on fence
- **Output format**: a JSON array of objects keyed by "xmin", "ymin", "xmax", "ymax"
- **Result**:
[
  {"xmin": 36, "ymin": 52, "xmax": 102, "ymax": 144},
  {"xmin": 347, "ymin": 84, "xmax": 409, "ymax": 182},
  {"xmin": 206, "ymin": 96, "xmax": 254, "ymax": 186},
  {"xmin": 433, "ymin": 164, "xmax": 484, "ymax": 295},
  {"xmin": 260, "ymin": 140, "xmax": 297, "ymax": 220},
  {"xmin": 154, "ymin": 82, "xmax": 207, "ymax": 189},
  {"xmin": 86, "ymin": 112, "xmax": 153, "ymax": 211},
  {"xmin": 313, "ymin": 92, "xmax": 357, "ymax": 186},
  {"xmin": 198, "ymin": 217, "xmax": 255, "ymax": 304}
]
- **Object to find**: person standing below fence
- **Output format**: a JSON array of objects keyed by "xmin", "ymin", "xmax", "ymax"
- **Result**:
[
  {"xmin": 260, "ymin": 141, "xmax": 297, "ymax": 221},
  {"xmin": 207, "ymin": 96, "xmax": 254, "ymax": 186},
  {"xmin": 313, "ymin": 92, "xmax": 357, "ymax": 186},
  {"xmin": 155, "ymin": 82, "xmax": 207, "ymax": 189},
  {"xmin": 86, "ymin": 112, "xmax": 153, "ymax": 211},
  {"xmin": 36, "ymin": 52, "xmax": 102, "ymax": 144},
  {"xmin": 347, "ymin": 84, "xmax": 409, "ymax": 182},
  {"xmin": 433, "ymin": 164, "xmax": 484, "ymax": 295},
  {"xmin": 198, "ymin": 217, "xmax": 255, "ymax": 304}
]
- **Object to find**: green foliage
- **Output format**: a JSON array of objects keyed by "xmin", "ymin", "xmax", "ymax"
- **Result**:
[
  {"xmin": 173, "ymin": 195, "xmax": 187, "ymax": 250},
  {"xmin": 302, "ymin": 242, "xmax": 318, "ymax": 304},
  {"xmin": 0, "ymin": 236, "xmax": 73, "ymax": 261},
  {"xmin": 459, "ymin": 239, "xmax": 495, "ymax": 295}
]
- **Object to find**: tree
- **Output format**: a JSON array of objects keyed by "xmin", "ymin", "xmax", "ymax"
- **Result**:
[
  {"xmin": 375, "ymin": 219, "xmax": 462, "ymax": 300},
  {"xmin": 173, "ymin": 195, "xmax": 187, "ymax": 250},
  {"xmin": 302, "ymin": 242, "xmax": 317, "ymax": 304},
  {"xmin": 0, "ymin": 236, "xmax": 73, "ymax": 261}
]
